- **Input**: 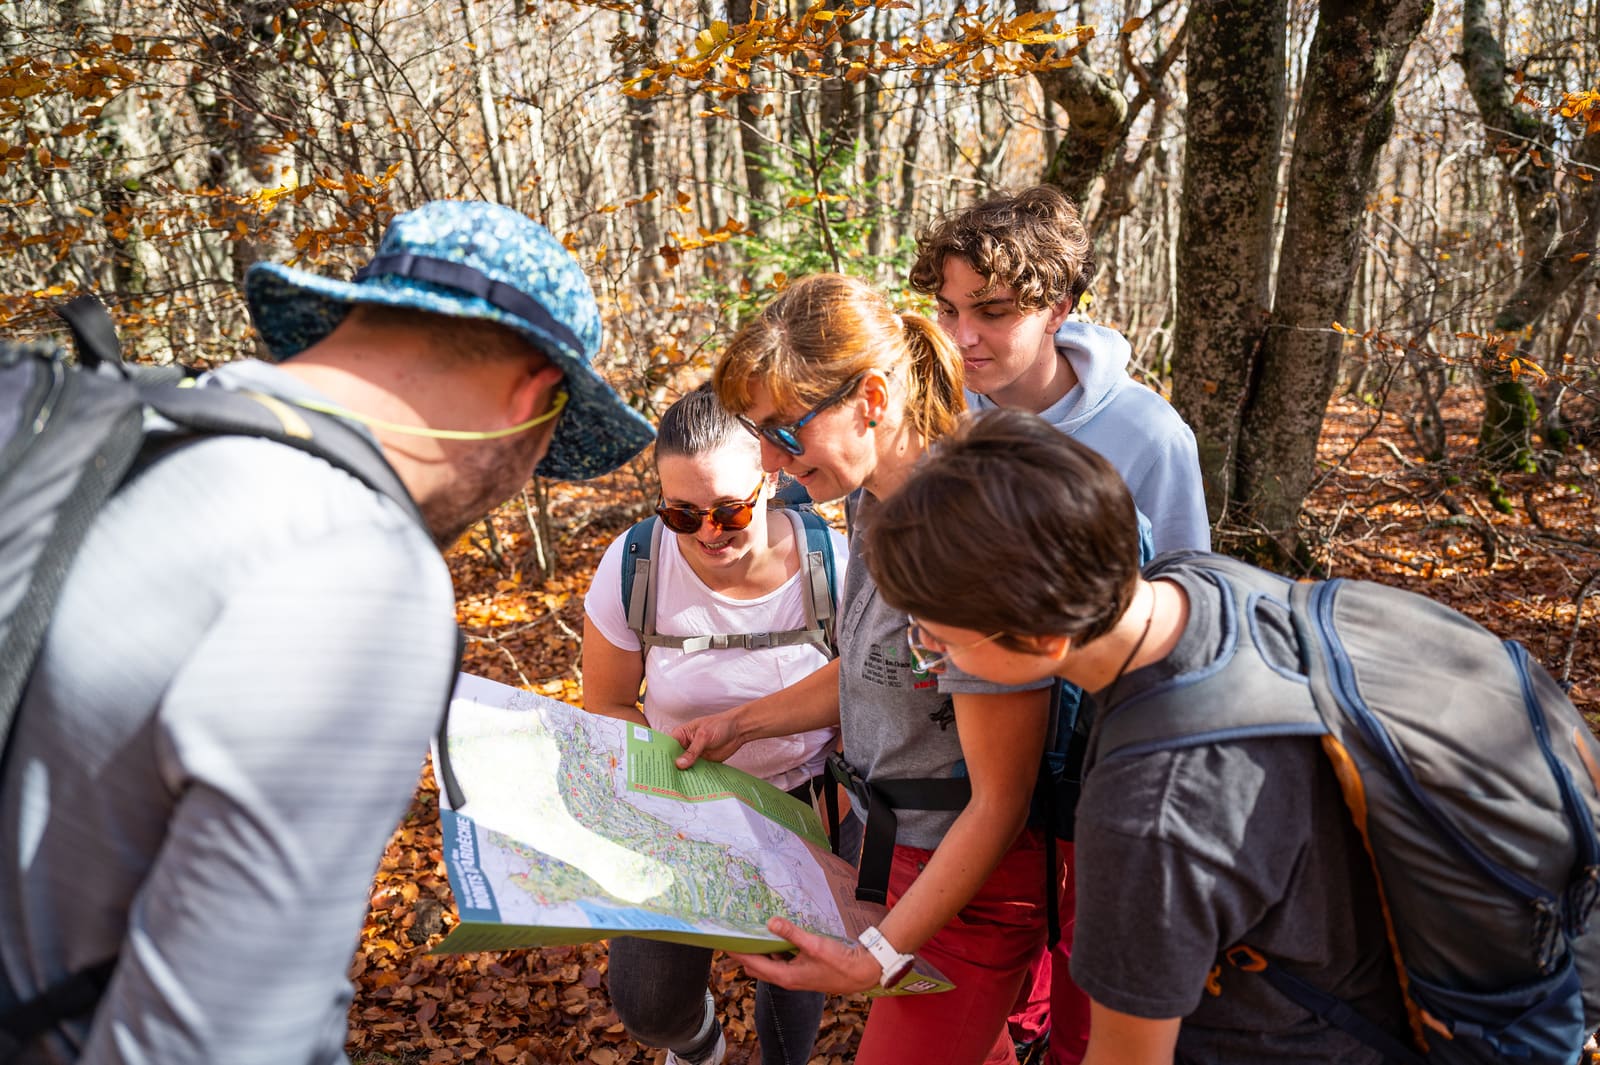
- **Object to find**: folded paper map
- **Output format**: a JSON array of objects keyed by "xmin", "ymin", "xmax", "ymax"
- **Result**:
[{"xmin": 431, "ymin": 674, "xmax": 951, "ymax": 995}]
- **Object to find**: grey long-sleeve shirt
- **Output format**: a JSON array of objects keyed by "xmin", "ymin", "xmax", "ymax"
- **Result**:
[{"xmin": 0, "ymin": 361, "xmax": 458, "ymax": 1064}]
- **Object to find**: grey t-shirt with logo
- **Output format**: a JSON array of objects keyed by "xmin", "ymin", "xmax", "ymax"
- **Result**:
[
  {"xmin": 1071, "ymin": 565, "xmax": 1406, "ymax": 1064},
  {"xmin": 837, "ymin": 493, "xmax": 1051, "ymax": 849}
]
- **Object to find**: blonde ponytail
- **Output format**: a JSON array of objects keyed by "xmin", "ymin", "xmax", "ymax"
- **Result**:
[
  {"xmin": 713, "ymin": 274, "xmax": 965, "ymax": 443},
  {"xmin": 898, "ymin": 313, "xmax": 966, "ymax": 441}
]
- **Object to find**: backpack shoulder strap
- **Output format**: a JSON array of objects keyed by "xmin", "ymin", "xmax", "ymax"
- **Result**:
[
  {"xmin": 0, "ymin": 350, "xmax": 145, "ymax": 753},
  {"xmin": 792, "ymin": 509, "xmax": 837, "ymax": 658},
  {"xmin": 1088, "ymin": 558, "xmax": 1326, "ymax": 767},
  {"xmin": 139, "ymin": 382, "xmax": 423, "ymax": 527},
  {"xmin": 621, "ymin": 517, "xmax": 660, "ymax": 642},
  {"xmin": 623, "ymin": 511, "xmax": 837, "ymax": 656},
  {"xmin": 54, "ymin": 295, "xmax": 124, "ymax": 374}
]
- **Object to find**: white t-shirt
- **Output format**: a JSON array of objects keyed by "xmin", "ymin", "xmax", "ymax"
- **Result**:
[{"xmin": 585, "ymin": 517, "xmax": 848, "ymax": 793}]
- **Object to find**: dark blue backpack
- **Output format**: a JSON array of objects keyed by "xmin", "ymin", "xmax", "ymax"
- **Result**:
[{"xmin": 1090, "ymin": 552, "xmax": 1600, "ymax": 1065}]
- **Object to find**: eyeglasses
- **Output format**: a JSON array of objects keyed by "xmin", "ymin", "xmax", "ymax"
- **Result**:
[
  {"xmin": 905, "ymin": 619, "xmax": 1005, "ymax": 674},
  {"xmin": 736, "ymin": 371, "xmax": 869, "ymax": 457},
  {"xmin": 655, "ymin": 480, "xmax": 765, "ymax": 535}
]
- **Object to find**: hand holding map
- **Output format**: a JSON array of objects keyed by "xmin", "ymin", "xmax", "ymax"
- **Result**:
[
  {"xmin": 430, "ymin": 674, "xmax": 952, "ymax": 995},
  {"xmin": 729, "ymin": 916, "xmax": 883, "ymax": 994},
  {"xmin": 670, "ymin": 705, "xmax": 748, "ymax": 769}
]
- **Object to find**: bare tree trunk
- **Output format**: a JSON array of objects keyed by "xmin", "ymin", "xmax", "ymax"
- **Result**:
[
  {"xmin": 896, "ymin": 73, "xmax": 933, "ymax": 222},
  {"xmin": 1460, "ymin": 0, "xmax": 1600, "ymax": 470},
  {"xmin": 726, "ymin": 0, "xmax": 770, "ymax": 212},
  {"xmin": 623, "ymin": 0, "xmax": 663, "ymax": 289},
  {"xmin": 1019, "ymin": 0, "xmax": 1128, "ymax": 210},
  {"xmin": 1170, "ymin": 0, "xmax": 1287, "ymax": 521},
  {"xmin": 1233, "ymin": 0, "xmax": 1432, "ymax": 566},
  {"xmin": 183, "ymin": 0, "xmax": 296, "ymax": 288},
  {"xmin": 458, "ymin": 0, "xmax": 514, "ymax": 206}
]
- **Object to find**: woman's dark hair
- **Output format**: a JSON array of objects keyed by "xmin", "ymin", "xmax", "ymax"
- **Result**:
[
  {"xmin": 655, "ymin": 382, "xmax": 752, "ymax": 461},
  {"xmin": 866, "ymin": 409, "xmax": 1140, "ymax": 644}
]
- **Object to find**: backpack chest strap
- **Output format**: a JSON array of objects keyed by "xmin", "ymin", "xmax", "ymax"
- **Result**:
[{"xmin": 640, "ymin": 627, "xmax": 830, "ymax": 653}]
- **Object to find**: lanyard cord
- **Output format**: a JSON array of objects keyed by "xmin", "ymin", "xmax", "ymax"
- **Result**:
[{"xmin": 285, "ymin": 389, "xmax": 568, "ymax": 441}]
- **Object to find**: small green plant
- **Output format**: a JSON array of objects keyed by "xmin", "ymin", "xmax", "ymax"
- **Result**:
[{"xmin": 702, "ymin": 135, "xmax": 915, "ymax": 325}]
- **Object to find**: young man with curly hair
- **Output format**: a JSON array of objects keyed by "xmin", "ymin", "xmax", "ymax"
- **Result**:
[
  {"xmin": 910, "ymin": 185, "xmax": 1208, "ymax": 556},
  {"xmin": 910, "ymin": 188, "xmax": 1210, "ymax": 1063}
]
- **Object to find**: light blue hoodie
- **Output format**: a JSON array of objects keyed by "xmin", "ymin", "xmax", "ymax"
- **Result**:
[{"xmin": 966, "ymin": 321, "xmax": 1210, "ymax": 554}]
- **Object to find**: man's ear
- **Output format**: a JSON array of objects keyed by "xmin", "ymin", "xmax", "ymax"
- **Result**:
[
  {"xmin": 1046, "ymin": 296, "xmax": 1076, "ymax": 333},
  {"xmin": 507, "ymin": 361, "xmax": 566, "ymax": 425}
]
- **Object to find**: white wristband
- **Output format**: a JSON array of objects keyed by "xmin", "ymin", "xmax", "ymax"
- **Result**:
[{"xmin": 858, "ymin": 924, "xmax": 916, "ymax": 989}]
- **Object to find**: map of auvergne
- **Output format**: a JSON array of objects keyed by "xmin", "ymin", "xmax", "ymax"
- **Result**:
[{"xmin": 432, "ymin": 674, "xmax": 951, "ymax": 994}]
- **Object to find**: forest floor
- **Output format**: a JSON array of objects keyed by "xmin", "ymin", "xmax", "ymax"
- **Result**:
[{"xmin": 345, "ymin": 385, "xmax": 1600, "ymax": 1065}]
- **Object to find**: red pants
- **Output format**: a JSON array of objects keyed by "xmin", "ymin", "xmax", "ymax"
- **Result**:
[
  {"xmin": 855, "ymin": 830, "xmax": 1051, "ymax": 1065},
  {"xmin": 1007, "ymin": 840, "xmax": 1092, "ymax": 1065}
]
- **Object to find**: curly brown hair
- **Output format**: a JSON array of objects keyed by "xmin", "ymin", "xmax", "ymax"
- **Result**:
[{"xmin": 909, "ymin": 185, "xmax": 1095, "ymax": 313}]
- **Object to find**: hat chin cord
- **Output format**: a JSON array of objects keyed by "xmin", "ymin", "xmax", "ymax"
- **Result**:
[{"xmin": 284, "ymin": 389, "xmax": 567, "ymax": 441}]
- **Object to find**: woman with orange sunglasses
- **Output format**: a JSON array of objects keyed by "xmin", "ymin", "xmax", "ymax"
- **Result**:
[{"xmin": 581, "ymin": 382, "xmax": 851, "ymax": 1065}]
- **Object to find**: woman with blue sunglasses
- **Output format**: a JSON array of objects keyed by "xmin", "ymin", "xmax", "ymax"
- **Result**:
[{"xmin": 674, "ymin": 273, "xmax": 1054, "ymax": 1065}]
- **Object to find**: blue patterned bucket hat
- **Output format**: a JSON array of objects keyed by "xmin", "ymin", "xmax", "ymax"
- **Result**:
[{"xmin": 244, "ymin": 200, "xmax": 654, "ymax": 481}]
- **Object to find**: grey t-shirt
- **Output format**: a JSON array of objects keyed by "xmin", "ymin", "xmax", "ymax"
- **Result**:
[
  {"xmin": 0, "ymin": 361, "xmax": 459, "ymax": 1064},
  {"xmin": 838, "ymin": 494, "xmax": 1051, "ymax": 848},
  {"xmin": 1071, "ymin": 567, "xmax": 1406, "ymax": 1064}
]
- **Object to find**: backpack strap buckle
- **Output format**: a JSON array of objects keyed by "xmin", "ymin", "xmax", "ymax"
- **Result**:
[{"xmin": 1225, "ymin": 944, "xmax": 1268, "ymax": 972}]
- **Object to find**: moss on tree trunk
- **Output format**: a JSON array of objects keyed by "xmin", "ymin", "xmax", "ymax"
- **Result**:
[{"xmin": 1477, "ymin": 376, "xmax": 1540, "ymax": 473}]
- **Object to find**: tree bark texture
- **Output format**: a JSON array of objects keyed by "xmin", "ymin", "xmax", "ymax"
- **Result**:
[
  {"xmin": 1037, "ymin": 62, "xmax": 1128, "ymax": 208},
  {"xmin": 1233, "ymin": 0, "xmax": 1432, "ymax": 561},
  {"xmin": 1458, "ymin": 0, "xmax": 1600, "ymax": 469},
  {"xmin": 185, "ymin": 0, "xmax": 296, "ymax": 287},
  {"xmin": 1014, "ymin": 0, "xmax": 1131, "ymax": 213},
  {"xmin": 625, "ymin": 0, "xmax": 664, "ymax": 286},
  {"xmin": 1170, "ymin": 0, "xmax": 1287, "ymax": 520},
  {"xmin": 458, "ymin": 0, "xmax": 514, "ymax": 207}
]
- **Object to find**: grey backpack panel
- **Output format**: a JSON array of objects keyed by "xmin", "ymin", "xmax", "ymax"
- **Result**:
[
  {"xmin": 1092, "ymin": 552, "xmax": 1600, "ymax": 1062},
  {"xmin": 0, "ymin": 299, "xmax": 432, "ymax": 1051},
  {"xmin": 1300, "ymin": 575, "xmax": 1600, "ymax": 989}
]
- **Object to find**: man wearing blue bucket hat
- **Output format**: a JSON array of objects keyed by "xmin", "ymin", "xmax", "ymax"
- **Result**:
[{"xmin": 0, "ymin": 201, "xmax": 653, "ymax": 1064}]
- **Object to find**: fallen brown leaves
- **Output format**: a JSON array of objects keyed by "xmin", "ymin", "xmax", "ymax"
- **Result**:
[
  {"xmin": 349, "ymin": 386, "xmax": 1599, "ymax": 1063},
  {"xmin": 1304, "ymin": 392, "xmax": 1599, "ymax": 714}
]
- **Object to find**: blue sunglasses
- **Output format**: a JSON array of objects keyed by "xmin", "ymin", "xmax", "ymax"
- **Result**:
[{"xmin": 735, "ymin": 371, "xmax": 869, "ymax": 456}]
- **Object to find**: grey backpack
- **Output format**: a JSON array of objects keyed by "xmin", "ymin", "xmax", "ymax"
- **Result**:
[
  {"xmin": 0, "ymin": 296, "xmax": 426, "ymax": 1055},
  {"xmin": 1090, "ymin": 552, "xmax": 1600, "ymax": 1065}
]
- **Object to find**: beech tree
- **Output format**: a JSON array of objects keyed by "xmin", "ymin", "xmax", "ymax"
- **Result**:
[
  {"xmin": 2, "ymin": 0, "xmax": 1596, "ymax": 575},
  {"xmin": 1169, "ymin": 0, "xmax": 1433, "ymax": 567},
  {"xmin": 1459, "ymin": 0, "xmax": 1600, "ymax": 472}
]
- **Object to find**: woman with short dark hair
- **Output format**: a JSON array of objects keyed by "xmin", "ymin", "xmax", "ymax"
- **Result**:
[{"xmin": 581, "ymin": 383, "xmax": 850, "ymax": 1065}]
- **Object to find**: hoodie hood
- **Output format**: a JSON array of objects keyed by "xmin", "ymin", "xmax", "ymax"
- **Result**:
[
  {"xmin": 1022, "ymin": 320, "xmax": 1134, "ymax": 434},
  {"xmin": 965, "ymin": 320, "xmax": 1134, "ymax": 431}
]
